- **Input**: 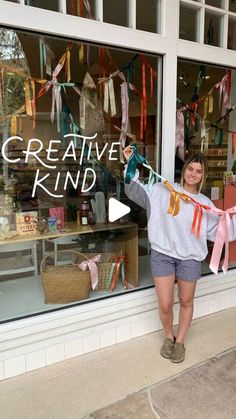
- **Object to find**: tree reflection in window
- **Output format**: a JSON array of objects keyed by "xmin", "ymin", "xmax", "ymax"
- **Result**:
[{"xmin": 0, "ymin": 28, "xmax": 30, "ymax": 117}]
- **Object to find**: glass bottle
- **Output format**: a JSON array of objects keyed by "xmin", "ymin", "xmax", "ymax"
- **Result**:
[{"xmin": 80, "ymin": 201, "xmax": 89, "ymax": 225}]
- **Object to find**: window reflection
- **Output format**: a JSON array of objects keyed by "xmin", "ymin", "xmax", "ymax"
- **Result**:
[
  {"xmin": 176, "ymin": 60, "xmax": 236, "ymax": 275},
  {"xmin": 179, "ymin": 4, "xmax": 198, "ymax": 42},
  {"xmin": 204, "ymin": 11, "xmax": 223, "ymax": 46},
  {"xmin": 205, "ymin": 0, "xmax": 224, "ymax": 8},
  {"xmin": 0, "ymin": 27, "xmax": 161, "ymax": 321}
]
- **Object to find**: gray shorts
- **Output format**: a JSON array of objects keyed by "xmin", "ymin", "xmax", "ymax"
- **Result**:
[{"xmin": 150, "ymin": 249, "xmax": 201, "ymax": 281}]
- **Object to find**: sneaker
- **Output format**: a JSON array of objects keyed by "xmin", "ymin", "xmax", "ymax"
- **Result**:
[
  {"xmin": 160, "ymin": 337, "xmax": 176, "ymax": 359},
  {"xmin": 171, "ymin": 341, "xmax": 185, "ymax": 363}
]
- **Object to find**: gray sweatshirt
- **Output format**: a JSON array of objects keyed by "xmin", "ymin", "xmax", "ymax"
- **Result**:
[{"xmin": 124, "ymin": 169, "xmax": 236, "ymax": 261}]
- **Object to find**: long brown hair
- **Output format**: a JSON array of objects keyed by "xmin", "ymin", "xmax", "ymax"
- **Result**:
[{"xmin": 180, "ymin": 153, "xmax": 208, "ymax": 192}]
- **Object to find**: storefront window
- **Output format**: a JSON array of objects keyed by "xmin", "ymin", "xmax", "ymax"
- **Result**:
[
  {"xmin": 0, "ymin": 27, "xmax": 161, "ymax": 322},
  {"xmin": 204, "ymin": 10, "xmax": 223, "ymax": 46},
  {"xmin": 229, "ymin": 0, "xmax": 236, "ymax": 13},
  {"xmin": 66, "ymin": 0, "xmax": 95, "ymax": 18},
  {"xmin": 205, "ymin": 0, "xmax": 224, "ymax": 8},
  {"xmin": 179, "ymin": 3, "xmax": 199, "ymax": 42},
  {"xmin": 136, "ymin": 0, "xmax": 160, "ymax": 33},
  {"xmin": 228, "ymin": 17, "xmax": 236, "ymax": 49},
  {"xmin": 25, "ymin": 0, "xmax": 58, "ymax": 11},
  {"xmin": 176, "ymin": 59, "xmax": 236, "ymax": 275},
  {"xmin": 103, "ymin": 0, "xmax": 127, "ymax": 27}
]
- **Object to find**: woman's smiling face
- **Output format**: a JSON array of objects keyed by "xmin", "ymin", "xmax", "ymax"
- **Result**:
[{"xmin": 183, "ymin": 162, "xmax": 203, "ymax": 190}]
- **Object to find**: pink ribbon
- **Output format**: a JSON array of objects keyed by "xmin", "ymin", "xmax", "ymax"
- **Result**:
[
  {"xmin": 79, "ymin": 254, "xmax": 101, "ymax": 290},
  {"xmin": 208, "ymin": 206, "xmax": 236, "ymax": 274},
  {"xmin": 166, "ymin": 189, "xmax": 236, "ymax": 275},
  {"xmin": 176, "ymin": 110, "xmax": 185, "ymax": 161},
  {"xmin": 50, "ymin": 64, "xmax": 63, "ymax": 128},
  {"xmin": 187, "ymin": 194, "xmax": 236, "ymax": 274},
  {"xmin": 215, "ymin": 72, "xmax": 231, "ymax": 117},
  {"xmin": 119, "ymin": 81, "xmax": 129, "ymax": 147}
]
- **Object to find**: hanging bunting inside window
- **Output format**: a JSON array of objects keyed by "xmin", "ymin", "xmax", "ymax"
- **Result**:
[
  {"xmin": 176, "ymin": 110, "xmax": 185, "ymax": 161},
  {"xmin": 232, "ymin": 132, "xmax": 236, "ymax": 157}
]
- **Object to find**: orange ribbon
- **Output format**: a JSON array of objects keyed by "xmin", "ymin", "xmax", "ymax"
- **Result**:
[
  {"xmin": 191, "ymin": 204, "xmax": 203, "ymax": 239},
  {"xmin": 164, "ymin": 181, "xmax": 189, "ymax": 216},
  {"xmin": 150, "ymin": 67, "xmax": 153, "ymax": 99},
  {"xmin": 232, "ymin": 132, "xmax": 236, "ymax": 157},
  {"xmin": 164, "ymin": 181, "xmax": 212, "ymax": 237},
  {"xmin": 140, "ymin": 62, "xmax": 147, "ymax": 140}
]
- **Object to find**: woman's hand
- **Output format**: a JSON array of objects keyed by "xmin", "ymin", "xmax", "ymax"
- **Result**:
[{"xmin": 123, "ymin": 145, "xmax": 134, "ymax": 162}]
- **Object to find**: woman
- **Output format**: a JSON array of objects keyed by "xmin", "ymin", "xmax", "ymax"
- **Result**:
[{"xmin": 123, "ymin": 146, "xmax": 236, "ymax": 363}]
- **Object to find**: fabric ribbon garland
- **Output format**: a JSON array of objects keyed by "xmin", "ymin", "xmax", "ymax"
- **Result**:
[
  {"xmin": 200, "ymin": 120, "xmax": 209, "ymax": 154},
  {"xmin": 79, "ymin": 254, "xmax": 101, "ymax": 290},
  {"xmin": 209, "ymin": 207, "xmax": 236, "ymax": 274},
  {"xmin": 83, "ymin": 0, "xmax": 92, "ymax": 19},
  {"xmin": 215, "ymin": 127, "xmax": 224, "ymax": 146},
  {"xmin": 203, "ymin": 94, "xmax": 214, "ymax": 119},
  {"xmin": 176, "ymin": 110, "xmax": 185, "ymax": 161},
  {"xmin": 104, "ymin": 78, "xmax": 116, "ymax": 115},
  {"xmin": 98, "ymin": 47, "xmax": 106, "ymax": 98},
  {"xmin": 140, "ymin": 62, "xmax": 147, "ymax": 140},
  {"xmin": 125, "ymin": 147, "xmax": 236, "ymax": 275},
  {"xmin": 119, "ymin": 80, "xmax": 129, "ymax": 147},
  {"xmin": 191, "ymin": 204, "xmax": 203, "ymax": 239},
  {"xmin": 150, "ymin": 66, "xmax": 153, "ymax": 99},
  {"xmin": 10, "ymin": 115, "xmax": 21, "ymax": 136},
  {"xmin": 217, "ymin": 71, "xmax": 231, "ymax": 117},
  {"xmin": 232, "ymin": 132, "xmax": 236, "ymax": 157},
  {"xmin": 164, "ymin": 181, "xmax": 189, "ymax": 216},
  {"xmin": 113, "ymin": 125, "xmax": 136, "ymax": 141},
  {"xmin": 97, "ymin": 70, "xmax": 119, "ymax": 117}
]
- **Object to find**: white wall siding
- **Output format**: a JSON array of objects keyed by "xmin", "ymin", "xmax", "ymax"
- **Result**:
[
  {"xmin": 0, "ymin": 273, "xmax": 236, "ymax": 379},
  {"xmin": 0, "ymin": 0, "xmax": 236, "ymax": 380}
]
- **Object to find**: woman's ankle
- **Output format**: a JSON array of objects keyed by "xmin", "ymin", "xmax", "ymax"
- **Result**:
[{"xmin": 166, "ymin": 333, "xmax": 175, "ymax": 341}]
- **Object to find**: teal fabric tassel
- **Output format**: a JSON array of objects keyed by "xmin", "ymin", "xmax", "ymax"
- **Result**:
[
  {"xmin": 215, "ymin": 127, "xmax": 224, "ymax": 145},
  {"xmin": 144, "ymin": 169, "xmax": 156, "ymax": 192},
  {"xmin": 125, "ymin": 144, "xmax": 147, "ymax": 184}
]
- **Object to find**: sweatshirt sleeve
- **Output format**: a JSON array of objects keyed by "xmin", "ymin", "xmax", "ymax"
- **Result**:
[{"xmin": 124, "ymin": 167, "xmax": 149, "ymax": 210}]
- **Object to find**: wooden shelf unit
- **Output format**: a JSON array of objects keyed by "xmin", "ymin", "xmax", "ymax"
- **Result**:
[{"xmin": 0, "ymin": 221, "xmax": 139, "ymax": 288}]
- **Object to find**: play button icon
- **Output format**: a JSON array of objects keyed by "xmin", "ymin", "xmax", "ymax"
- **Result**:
[{"xmin": 108, "ymin": 198, "xmax": 131, "ymax": 222}]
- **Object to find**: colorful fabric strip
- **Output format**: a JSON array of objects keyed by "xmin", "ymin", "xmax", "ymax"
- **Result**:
[{"xmin": 125, "ymin": 149, "xmax": 236, "ymax": 275}]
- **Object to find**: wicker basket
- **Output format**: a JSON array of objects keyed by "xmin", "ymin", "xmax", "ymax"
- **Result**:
[
  {"xmin": 40, "ymin": 250, "xmax": 91, "ymax": 304},
  {"xmin": 76, "ymin": 252, "xmax": 115, "ymax": 291}
]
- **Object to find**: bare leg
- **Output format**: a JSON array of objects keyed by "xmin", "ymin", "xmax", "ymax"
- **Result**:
[
  {"xmin": 176, "ymin": 278, "xmax": 197, "ymax": 343},
  {"xmin": 154, "ymin": 275, "xmax": 176, "ymax": 339}
]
